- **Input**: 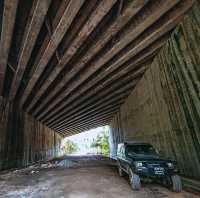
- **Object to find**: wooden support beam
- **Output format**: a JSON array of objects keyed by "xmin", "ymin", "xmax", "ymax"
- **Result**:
[
  {"xmin": 56, "ymin": 116, "xmax": 114, "ymax": 134},
  {"xmin": 61, "ymin": 120, "xmax": 111, "ymax": 137},
  {"xmin": 19, "ymin": 0, "xmax": 85, "ymax": 108},
  {"xmin": 54, "ymin": 109, "xmax": 119, "ymax": 132},
  {"xmin": 52, "ymin": 99, "xmax": 124, "ymax": 130},
  {"xmin": 27, "ymin": 0, "xmax": 148, "ymax": 112},
  {"xmin": 56, "ymin": 111, "xmax": 116, "ymax": 133},
  {"xmin": 34, "ymin": 0, "xmax": 180, "ymax": 119},
  {"xmin": 9, "ymin": 0, "xmax": 51, "ymax": 101},
  {"xmin": 20, "ymin": 0, "xmax": 117, "ymax": 110},
  {"xmin": 45, "ymin": 65, "xmax": 146, "ymax": 125},
  {"xmin": 43, "ymin": 68, "xmax": 141, "ymax": 124},
  {"xmin": 0, "ymin": 0, "xmax": 18, "ymax": 95},
  {"xmin": 36, "ymin": 54, "xmax": 150, "ymax": 123},
  {"xmin": 61, "ymin": 121, "xmax": 111, "ymax": 136},
  {"xmin": 39, "ymin": 36, "xmax": 164, "ymax": 122},
  {"xmin": 57, "ymin": 106, "xmax": 118, "ymax": 130},
  {"xmin": 55, "ymin": 105, "xmax": 120, "ymax": 131},
  {"xmin": 48, "ymin": 90, "xmax": 131, "ymax": 128},
  {"xmin": 46, "ymin": 78, "xmax": 137, "ymax": 125}
]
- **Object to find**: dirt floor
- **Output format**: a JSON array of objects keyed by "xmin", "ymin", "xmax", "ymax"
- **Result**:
[{"xmin": 0, "ymin": 156, "xmax": 199, "ymax": 198}]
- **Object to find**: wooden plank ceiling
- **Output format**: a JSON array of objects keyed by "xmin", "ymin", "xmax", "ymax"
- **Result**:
[{"xmin": 0, "ymin": 0, "xmax": 194, "ymax": 136}]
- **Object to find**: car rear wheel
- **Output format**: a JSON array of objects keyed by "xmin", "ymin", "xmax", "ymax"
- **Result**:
[
  {"xmin": 171, "ymin": 175, "xmax": 182, "ymax": 192},
  {"xmin": 128, "ymin": 168, "xmax": 141, "ymax": 190}
]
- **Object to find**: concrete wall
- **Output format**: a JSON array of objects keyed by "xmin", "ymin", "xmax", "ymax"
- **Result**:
[
  {"xmin": 0, "ymin": 96, "xmax": 62, "ymax": 170},
  {"xmin": 110, "ymin": 2, "xmax": 200, "ymax": 181}
]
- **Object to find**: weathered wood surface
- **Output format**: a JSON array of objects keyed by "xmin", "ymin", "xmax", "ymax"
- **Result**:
[
  {"xmin": 28, "ymin": 0, "xmax": 148, "ymax": 115},
  {"xmin": 0, "ymin": 0, "xmax": 194, "ymax": 135},
  {"xmin": 34, "ymin": 0, "xmax": 183, "ymax": 120},
  {"xmin": 19, "ymin": 0, "xmax": 85, "ymax": 108},
  {"xmin": 38, "ymin": 34, "xmax": 164, "ymax": 123},
  {"xmin": 9, "ymin": 0, "xmax": 51, "ymax": 101},
  {"xmin": 0, "ymin": 0, "xmax": 18, "ymax": 95},
  {"xmin": 0, "ymin": 97, "xmax": 62, "ymax": 170},
  {"xmin": 110, "ymin": 2, "xmax": 200, "ymax": 182},
  {"xmin": 26, "ymin": 0, "xmax": 118, "ymax": 112}
]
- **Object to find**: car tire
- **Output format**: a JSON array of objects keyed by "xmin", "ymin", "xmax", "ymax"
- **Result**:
[
  {"xmin": 118, "ymin": 166, "xmax": 124, "ymax": 177},
  {"xmin": 171, "ymin": 175, "xmax": 182, "ymax": 192},
  {"xmin": 128, "ymin": 168, "xmax": 141, "ymax": 190}
]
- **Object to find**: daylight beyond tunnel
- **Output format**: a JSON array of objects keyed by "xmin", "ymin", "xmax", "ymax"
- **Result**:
[{"xmin": 0, "ymin": 0, "xmax": 200, "ymax": 193}]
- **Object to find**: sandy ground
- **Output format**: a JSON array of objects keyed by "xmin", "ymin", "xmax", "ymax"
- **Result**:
[{"xmin": 0, "ymin": 156, "xmax": 199, "ymax": 198}]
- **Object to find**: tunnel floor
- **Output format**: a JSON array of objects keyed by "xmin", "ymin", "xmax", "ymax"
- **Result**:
[{"xmin": 0, "ymin": 156, "xmax": 199, "ymax": 198}]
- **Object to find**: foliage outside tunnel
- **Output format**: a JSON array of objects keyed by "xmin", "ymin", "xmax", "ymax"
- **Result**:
[{"xmin": 61, "ymin": 126, "xmax": 110, "ymax": 156}]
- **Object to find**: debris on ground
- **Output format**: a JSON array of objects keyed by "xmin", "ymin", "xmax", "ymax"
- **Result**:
[{"xmin": 0, "ymin": 155, "xmax": 199, "ymax": 198}]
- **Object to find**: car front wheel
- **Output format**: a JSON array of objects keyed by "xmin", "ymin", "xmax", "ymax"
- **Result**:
[
  {"xmin": 118, "ymin": 165, "xmax": 125, "ymax": 177},
  {"xmin": 171, "ymin": 175, "xmax": 182, "ymax": 192},
  {"xmin": 128, "ymin": 168, "xmax": 141, "ymax": 190}
]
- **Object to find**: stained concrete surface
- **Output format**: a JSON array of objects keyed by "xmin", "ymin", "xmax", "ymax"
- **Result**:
[{"xmin": 0, "ymin": 156, "xmax": 199, "ymax": 198}]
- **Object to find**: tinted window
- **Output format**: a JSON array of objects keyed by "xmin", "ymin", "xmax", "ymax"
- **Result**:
[{"xmin": 126, "ymin": 144, "xmax": 158, "ymax": 156}]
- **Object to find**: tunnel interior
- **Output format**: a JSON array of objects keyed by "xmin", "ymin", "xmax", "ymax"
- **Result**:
[{"xmin": 0, "ymin": 0, "xmax": 200, "ymax": 194}]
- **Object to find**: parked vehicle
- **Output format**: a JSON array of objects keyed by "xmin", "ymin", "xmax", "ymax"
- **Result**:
[{"xmin": 117, "ymin": 142, "xmax": 182, "ymax": 192}]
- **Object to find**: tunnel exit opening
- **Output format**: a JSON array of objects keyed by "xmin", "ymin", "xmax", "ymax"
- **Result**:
[{"xmin": 61, "ymin": 126, "xmax": 111, "ymax": 157}]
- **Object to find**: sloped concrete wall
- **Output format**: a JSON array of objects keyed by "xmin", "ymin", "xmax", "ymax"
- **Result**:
[
  {"xmin": 110, "ymin": 2, "xmax": 200, "ymax": 181},
  {"xmin": 0, "ymin": 97, "xmax": 62, "ymax": 170}
]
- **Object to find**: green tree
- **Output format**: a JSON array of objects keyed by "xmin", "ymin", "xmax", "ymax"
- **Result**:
[
  {"xmin": 62, "ymin": 140, "xmax": 79, "ymax": 154},
  {"xmin": 90, "ymin": 127, "xmax": 109, "ymax": 156}
]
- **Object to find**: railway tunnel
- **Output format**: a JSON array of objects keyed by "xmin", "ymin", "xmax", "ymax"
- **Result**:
[{"xmin": 0, "ymin": 0, "xmax": 200, "ymax": 196}]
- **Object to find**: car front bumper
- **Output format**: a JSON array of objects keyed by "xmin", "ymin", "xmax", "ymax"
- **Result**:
[{"xmin": 135, "ymin": 166, "xmax": 178, "ymax": 178}]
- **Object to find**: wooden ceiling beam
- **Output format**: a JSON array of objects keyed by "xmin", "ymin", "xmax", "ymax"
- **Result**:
[
  {"xmin": 61, "ymin": 120, "xmax": 110, "ymax": 137},
  {"xmin": 39, "ymin": 37, "xmax": 163, "ymax": 122},
  {"xmin": 56, "ymin": 112, "xmax": 116, "ymax": 133},
  {"xmin": 48, "ymin": 90, "xmax": 131, "ymax": 128},
  {"xmin": 45, "ymin": 79, "xmax": 136, "ymax": 125},
  {"xmin": 9, "ymin": 0, "xmax": 51, "ymax": 101},
  {"xmin": 61, "ymin": 121, "xmax": 111, "ymax": 137},
  {"xmin": 57, "ymin": 117, "xmax": 113, "ymax": 135},
  {"xmin": 50, "ymin": 0, "xmax": 194, "ymax": 135},
  {"xmin": 33, "ymin": 0, "xmax": 180, "ymax": 119},
  {"xmin": 27, "ymin": 0, "xmax": 149, "ymax": 113},
  {"xmin": 45, "ymin": 65, "xmax": 146, "ymax": 125},
  {"xmin": 55, "ymin": 106, "xmax": 120, "ymax": 132},
  {"xmin": 0, "ymin": 0, "xmax": 194, "ymax": 136},
  {"xmin": 48, "ymin": 84, "xmax": 134, "ymax": 126},
  {"xmin": 22, "ymin": 0, "xmax": 117, "ymax": 110},
  {"xmin": 52, "ymin": 99, "xmax": 124, "ymax": 130},
  {"xmin": 19, "ymin": 0, "xmax": 85, "ymax": 108},
  {"xmin": 0, "ymin": 0, "xmax": 18, "ymax": 95},
  {"xmin": 43, "ymin": 67, "xmax": 142, "ymax": 124}
]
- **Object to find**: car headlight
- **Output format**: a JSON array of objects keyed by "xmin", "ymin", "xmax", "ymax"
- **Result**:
[
  {"xmin": 135, "ymin": 162, "xmax": 143, "ymax": 167},
  {"xmin": 167, "ymin": 162, "xmax": 174, "ymax": 168}
]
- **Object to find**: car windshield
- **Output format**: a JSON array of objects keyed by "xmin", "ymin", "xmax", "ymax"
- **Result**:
[{"xmin": 126, "ymin": 144, "xmax": 158, "ymax": 156}]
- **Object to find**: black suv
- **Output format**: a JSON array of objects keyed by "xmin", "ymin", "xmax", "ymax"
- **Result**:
[{"xmin": 117, "ymin": 142, "xmax": 182, "ymax": 192}]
